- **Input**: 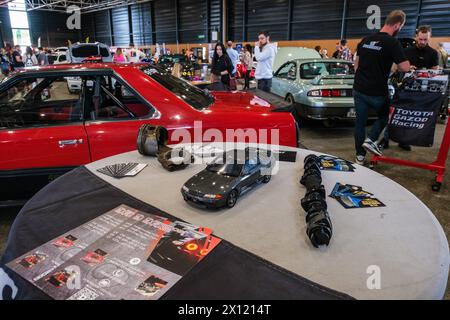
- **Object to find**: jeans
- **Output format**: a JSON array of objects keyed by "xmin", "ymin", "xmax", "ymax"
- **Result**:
[
  {"xmin": 257, "ymin": 78, "xmax": 272, "ymax": 92},
  {"xmin": 353, "ymin": 90, "xmax": 389, "ymax": 156}
]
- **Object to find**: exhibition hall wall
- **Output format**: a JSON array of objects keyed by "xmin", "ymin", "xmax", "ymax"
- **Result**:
[{"xmin": 1, "ymin": 0, "xmax": 449, "ymax": 50}]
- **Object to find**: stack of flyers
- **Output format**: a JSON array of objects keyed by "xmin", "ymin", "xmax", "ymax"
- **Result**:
[
  {"xmin": 97, "ymin": 163, "xmax": 147, "ymax": 178},
  {"xmin": 329, "ymin": 183, "xmax": 385, "ymax": 209},
  {"xmin": 318, "ymin": 155, "xmax": 355, "ymax": 172}
]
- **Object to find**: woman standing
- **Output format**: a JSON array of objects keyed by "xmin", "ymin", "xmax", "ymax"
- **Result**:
[
  {"xmin": 242, "ymin": 44, "xmax": 253, "ymax": 90},
  {"xmin": 210, "ymin": 43, "xmax": 233, "ymax": 88},
  {"xmin": 113, "ymin": 48, "xmax": 127, "ymax": 62},
  {"xmin": 22, "ymin": 47, "xmax": 38, "ymax": 67}
]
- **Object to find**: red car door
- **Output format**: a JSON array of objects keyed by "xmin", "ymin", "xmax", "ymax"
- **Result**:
[
  {"xmin": 83, "ymin": 74, "xmax": 161, "ymax": 161},
  {"xmin": 85, "ymin": 119, "xmax": 159, "ymax": 161},
  {"xmin": 0, "ymin": 76, "xmax": 90, "ymax": 171}
]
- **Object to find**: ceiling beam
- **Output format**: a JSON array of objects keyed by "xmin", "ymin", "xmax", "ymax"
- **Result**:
[{"xmin": 25, "ymin": 0, "xmax": 153, "ymax": 13}]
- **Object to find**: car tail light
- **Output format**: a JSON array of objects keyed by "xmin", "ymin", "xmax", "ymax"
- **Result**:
[{"xmin": 307, "ymin": 89, "xmax": 352, "ymax": 97}]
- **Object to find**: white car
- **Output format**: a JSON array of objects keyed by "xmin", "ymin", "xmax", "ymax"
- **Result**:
[
  {"xmin": 68, "ymin": 42, "xmax": 113, "ymax": 63},
  {"xmin": 53, "ymin": 52, "xmax": 68, "ymax": 64},
  {"xmin": 65, "ymin": 42, "xmax": 113, "ymax": 93},
  {"xmin": 54, "ymin": 46, "xmax": 68, "ymax": 53}
]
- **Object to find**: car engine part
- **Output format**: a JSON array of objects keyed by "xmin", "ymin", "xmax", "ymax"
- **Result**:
[
  {"xmin": 157, "ymin": 146, "xmax": 193, "ymax": 172},
  {"xmin": 137, "ymin": 124, "xmax": 192, "ymax": 171},
  {"xmin": 300, "ymin": 154, "xmax": 333, "ymax": 248}
]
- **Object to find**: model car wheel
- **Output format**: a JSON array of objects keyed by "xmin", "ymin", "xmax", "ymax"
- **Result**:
[
  {"xmin": 226, "ymin": 190, "xmax": 238, "ymax": 208},
  {"xmin": 262, "ymin": 175, "xmax": 271, "ymax": 183}
]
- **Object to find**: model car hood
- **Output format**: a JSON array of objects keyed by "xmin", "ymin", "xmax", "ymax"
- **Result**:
[
  {"xmin": 184, "ymin": 170, "xmax": 237, "ymax": 195},
  {"xmin": 209, "ymin": 91, "xmax": 276, "ymax": 112}
]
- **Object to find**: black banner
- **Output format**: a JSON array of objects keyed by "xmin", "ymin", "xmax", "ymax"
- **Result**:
[{"xmin": 388, "ymin": 91, "xmax": 445, "ymax": 147}]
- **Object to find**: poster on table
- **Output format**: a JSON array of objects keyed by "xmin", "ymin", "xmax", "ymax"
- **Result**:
[{"xmin": 7, "ymin": 205, "xmax": 221, "ymax": 300}]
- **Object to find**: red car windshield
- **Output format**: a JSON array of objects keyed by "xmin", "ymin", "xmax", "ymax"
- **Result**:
[{"xmin": 141, "ymin": 66, "xmax": 214, "ymax": 110}]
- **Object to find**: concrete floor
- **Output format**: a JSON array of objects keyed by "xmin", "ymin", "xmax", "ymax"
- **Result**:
[{"xmin": 0, "ymin": 89, "xmax": 449, "ymax": 299}]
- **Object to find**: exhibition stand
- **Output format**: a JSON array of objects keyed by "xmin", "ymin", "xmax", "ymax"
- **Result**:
[{"xmin": 1, "ymin": 143, "xmax": 448, "ymax": 300}]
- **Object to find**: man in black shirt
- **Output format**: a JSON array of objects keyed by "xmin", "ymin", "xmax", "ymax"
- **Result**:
[
  {"xmin": 12, "ymin": 45, "xmax": 24, "ymax": 69},
  {"xmin": 353, "ymin": 10, "xmax": 411, "ymax": 165},
  {"xmin": 405, "ymin": 25, "xmax": 439, "ymax": 70},
  {"xmin": 386, "ymin": 25, "xmax": 439, "ymax": 151}
]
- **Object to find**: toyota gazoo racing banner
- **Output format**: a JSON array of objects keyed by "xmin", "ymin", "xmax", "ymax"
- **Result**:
[{"xmin": 388, "ymin": 91, "xmax": 445, "ymax": 147}]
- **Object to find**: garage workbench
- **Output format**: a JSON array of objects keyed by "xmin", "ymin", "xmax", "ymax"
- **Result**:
[{"xmin": 1, "ymin": 144, "xmax": 448, "ymax": 300}]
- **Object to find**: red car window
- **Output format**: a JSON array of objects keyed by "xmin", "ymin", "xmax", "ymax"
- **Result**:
[
  {"xmin": 0, "ymin": 77, "xmax": 82, "ymax": 129},
  {"xmin": 92, "ymin": 75, "xmax": 153, "ymax": 120}
]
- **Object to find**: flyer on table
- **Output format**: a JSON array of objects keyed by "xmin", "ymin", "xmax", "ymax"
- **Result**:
[{"xmin": 7, "ymin": 205, "xmax": 221, "ymax": 300}]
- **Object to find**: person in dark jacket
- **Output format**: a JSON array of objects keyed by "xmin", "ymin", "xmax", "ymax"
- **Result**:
[
  {"xmin": 210, "ymin": 43, "xmax": 233, "ymax": 88},
  {"xmin": 207, "ymin": 73, "xmax": 230, "ymax": 91}
]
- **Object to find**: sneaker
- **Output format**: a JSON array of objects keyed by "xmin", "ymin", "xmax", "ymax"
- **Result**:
[
  {"xmin": 379, "ymin": 138, "xmax": 390, "ymax": 150},
  {"xmin": 355, "ymin": 155, "xmax": 365, "ymax": 165},
  {"xmin": 362, "ymin": 138, "xmax": 383, "ymax": 156},
  {"xmin": 398, "ymin": 143, "xmax": 412, "ymax": 151}
]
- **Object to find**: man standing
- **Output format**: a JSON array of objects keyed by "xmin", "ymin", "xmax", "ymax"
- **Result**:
[
  {"xmin": 390, "ymin": 25, "xmax": 439, "ymax": 151},
  {"xmin": 125, "ymin": 43, "xmax": 146, "ymax": 63},
  {"xmin": 11, "ymin": 45, "xmax": 24, "ymax": 69},
  {"xmin": 226, "ymin": 41, "xmax": 239, "ymax": 76},
  {"xmin": 337, "ymin": 39, "xmax": 352, "ymax": 61},
  {"xmin": 405, "ymin": 25, "xmax": 439, "ymax": 70},
  {"xmin": 254, "ymin": 31, "xmax": 277, "ymax": 92},
  {"xmin": 353, "ymin": 10, "xmax": 411, "ymax": 165},
  {"xmin": 36, "ymin": 47, "xmax": 48, "ymax": 66}
]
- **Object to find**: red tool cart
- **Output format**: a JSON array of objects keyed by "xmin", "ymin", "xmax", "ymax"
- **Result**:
[{"xmin": 370, "ymin": 70, "xmax": 450, "ymax": 192}]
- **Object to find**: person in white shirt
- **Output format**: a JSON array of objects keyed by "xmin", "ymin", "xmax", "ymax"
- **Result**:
[
  {"xmin": 22, "ymin": 46, "xmax": 38, "ymax": 67},
  {"xmin": 125, "ymin": 43, "xmax": 146, "ymax": 63},
  {"xmin": 254, "ymin": 30, "xmax": 277, "ymax": 92},
  {"xmin": 226, "ymin": 41, "xmax": 239, "ymax": 76}
]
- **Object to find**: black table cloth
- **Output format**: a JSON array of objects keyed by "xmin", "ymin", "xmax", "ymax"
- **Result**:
[{"xmin": 0, "ymin": 166, "xmax": 353, "ymax": 300}]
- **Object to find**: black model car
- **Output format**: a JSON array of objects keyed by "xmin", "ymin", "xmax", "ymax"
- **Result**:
[{"xmin": 181, "ymin": 148, "xmax": 273, "ymax": 209}]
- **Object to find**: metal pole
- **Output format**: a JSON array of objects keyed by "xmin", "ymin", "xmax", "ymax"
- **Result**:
[
  {"xmin": 340, "ymin": 0, "xmax": 348, "ymax": 40},
  {"xmin": 128, "ymin": 4, "xmax": 133, "ymax": 45},
  {"xmin": 175, "ymin": 0, "xmax": 179, "ymax": 47},
  {"xmin": 243, "ymin": 0, "xmax": 247, "ymax": 41},
  {"xmin": 287, "ymin": 0, "xmax": 293, "ymax": 41},
  {"xmin": 222, "ymin": 0, "xmax": 227, "ymax": 43},
  {"xmin": 415, "ymin": 0, "xmax": 423, "ymax": 32}
]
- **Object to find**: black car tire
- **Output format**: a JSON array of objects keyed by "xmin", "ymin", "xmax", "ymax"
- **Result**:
[
  {"xmin": 285, "ymin": 94, "xmax": 295, "ymax": 106},
  {"xmin": 262, "ymin": 175, "xmax": 271, "ymax": 183},
  {"xmin": 226, "ymin": 190, "xmax": 238, "ymax": 208}
]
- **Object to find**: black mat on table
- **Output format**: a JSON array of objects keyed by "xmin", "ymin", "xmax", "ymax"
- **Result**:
[{"xmin": 0, "ymin": 166, "xmax": 353, "ymax": 300}]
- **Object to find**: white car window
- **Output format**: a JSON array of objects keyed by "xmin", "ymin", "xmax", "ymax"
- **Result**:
[{"xmin": 276, "ymin": 62, "xmax": 296, "ymax": 79}]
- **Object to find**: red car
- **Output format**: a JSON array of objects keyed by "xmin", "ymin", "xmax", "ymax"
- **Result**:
[{"xmin": 0, "ymin": 63, "xmax": 298, "ymax": 204}]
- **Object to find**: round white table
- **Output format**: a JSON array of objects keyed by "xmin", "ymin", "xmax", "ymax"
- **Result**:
[{"xmin": 85, "ymin": 143, "xmax": 449, "ymax": 299}]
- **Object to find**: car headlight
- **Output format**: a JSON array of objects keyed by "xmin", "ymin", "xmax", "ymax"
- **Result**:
[
  {"xmin": 182, "ymin": 185, "xmax": 189, "ymax": 192},
  {"xmin": 203, "ymin": 194, "xmax": 222, "ymax": 199}
]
